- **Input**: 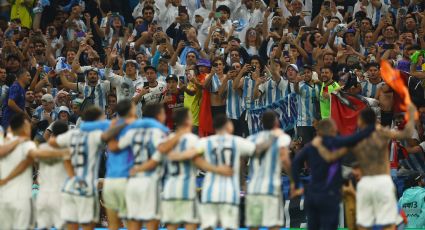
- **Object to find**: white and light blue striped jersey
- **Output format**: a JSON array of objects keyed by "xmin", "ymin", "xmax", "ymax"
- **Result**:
[
  {"xmin": 361, "ymin": 80, "xmax": 384, "ymax": 98},
  {"xmin": 77, "ymin": 81, "xmax": 111, "ymax": 110},
  {"xmin": 104, "ymin": 68, "xmax": 144, "ymax": 102},
  {"xmin": 296, "ymin": 81, "xmax": 320, "ymax": 126},
  {"xmin": 247, "ymin": 131, "xmax": 291, "ymax": 196},
  {"xmin": 258, "ymin": 77, "xmax": 286, "ymax": 106},
  {"xmin": 118, "ymin": 127, "xmax": 166, "ymax": 178},
  {"xmin": 162, "ymin": 133, "xmax": 199, "ymax": 200},
  {"xmin": 198, "ymin": 134, "xmax": 255, "ymax": 205},
  {"xmin": 242, "ymin": 76, "xmax": 261, "ymax": 110},
  {"xmin": 32, "ymin": 106, "xmax": 59, "ymax": 121},
  {"xmin": 210, "ymin": 74, "xmax": 221, "ymax": 93},
  {"xmin": 0, "ymin": 85, "xmax": 8, "ymax": 117},
  {"xmin": 226, "ymin": 80, "xmax": 242, "ymax": 119},
  {"xmin": 56, "ymin": 129, "xmax": 104, "ymax": 197}
]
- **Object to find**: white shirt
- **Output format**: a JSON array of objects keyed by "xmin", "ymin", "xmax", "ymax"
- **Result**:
[
  {"xmin": 0, "ymin": 139, "xmax": 37, "ymax": 201},
  {"xmin": 37, "ymin": 143, "xmax": 68, "ymax": 193}
]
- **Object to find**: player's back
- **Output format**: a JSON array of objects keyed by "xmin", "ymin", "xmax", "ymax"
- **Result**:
[
  {"xmin": 57, "ymin": 129, "xmax": 104, "ymax": 196},
  {"xmin": 0, "ymin": 138, "xmax": 36, "ymax": 201},
  {"xmin": 163, "ymin": 133, "xmax": 199, "ymax": 200},
  {"xmin": 38, "ymin": 143, "xmax": 68, "ymax": 193},
  {"xmin": 200, "ymin": 134, "xmax": 255, "ymax": 204},
  {"xmin": 247, "ymin": 131, "xmax": 290, "ymax": 196},
  {"xmin": 119, "ymin": 127, "xmax": 165, "ymax": 178}
]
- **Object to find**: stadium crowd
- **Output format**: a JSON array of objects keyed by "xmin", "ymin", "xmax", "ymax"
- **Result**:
[{"xmin": 1, "ymin": 0, "xmax": 425, "ymax": 229}]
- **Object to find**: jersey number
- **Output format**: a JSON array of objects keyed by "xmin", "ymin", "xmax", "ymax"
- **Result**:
[{"xmin": 211, "ymin": 147, "xmax": 234, "ymax": 167}]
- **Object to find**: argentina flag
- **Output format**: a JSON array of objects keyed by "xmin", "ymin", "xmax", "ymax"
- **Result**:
[{"xmin": 247, "ymin": 94, "xmax": 298, "ymax": 134}]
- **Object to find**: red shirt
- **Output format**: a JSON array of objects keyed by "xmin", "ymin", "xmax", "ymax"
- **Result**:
[{"xmin": 163, "ymin": 89, "xmax": 185, "ymax": 130}]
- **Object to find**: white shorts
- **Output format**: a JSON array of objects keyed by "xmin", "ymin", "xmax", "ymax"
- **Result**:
[
  {"xmin": 199, "ymin": 203, "xmax": 239, "ymax": 229},
  {"xmin": 356, "ymin": 175, "xmax": 398, "ymax": 227},
  {"xmin": 36, "ymin": 191, "xmax": 64, "ymax": 229},
  {"xmin": 162, "ymin": 199, "xmax": 199, "ymax": 224},
  {"xmin": 0, "ymin": 198, "xmax": 34, "ymax": 229},
  {"xmin": 102, "ymin": 178, "xmax": 127, "ymax": 218},
  {"xmin": 126, "ymin": 177, "xmax": 160, "ymax": 221},
  {"xmin": 245, "ymin": 195, "xmax": 284, "ymax": 227},
  {"xmin": 61, "ymin": 193, "xmax": 99, "ymax": 224}
]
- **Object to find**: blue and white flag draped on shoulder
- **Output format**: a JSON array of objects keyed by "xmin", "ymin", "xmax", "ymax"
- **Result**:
[{"xmin": 247, "ymin": 94, "xmax": 298, "ymax": 134}]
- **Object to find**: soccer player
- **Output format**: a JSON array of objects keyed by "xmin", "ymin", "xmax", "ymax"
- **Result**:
[
  {"xmin": 245, "ymin": 110, "xmax": 291, "ymax": 229},
  {"xmin": 130, "ymin": 107, "xmax": 233, "ymax": 230},
  {"xmin": 197, "ymin": 114, "xmax": 279, "ymax": 229},
  {"xmin": 49, "ymin": 106, "xmax": 127, "ymax": 230},
  {"xmin": 312, "ymin": 105, "xmax": 417, "ymax": 230},
  {"xmin": 108, "ymin": 103, "xmax": 168, "ymax": 230},
  {"xmin": 33, "ymin": 121, "xmax": 69, "ymax": 229},
  {"xmin": 0, "ymin": 113, "xmax": 37, "ymax": 229},
  {"xmin": 99, "ymin": 99, "xmax": 137, "ymax": 230}
]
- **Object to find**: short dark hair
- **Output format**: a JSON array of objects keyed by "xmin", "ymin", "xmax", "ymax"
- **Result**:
[
  {"xmin": 317, "ymin": 119, "xmax": 335, "ymax": 136},
  {"xmin": 143, "ymin": 103, "xmax": 164, "ymax": 119},
  {"xmin": 213, "ymin": 114, "xmax": 229, "ymax": 130},
  {"xmin": 360, "ymin": 108, "xmax": 376, "ymax": 125},
  {"xmin": 116, "ymin": 99, "xmax": 132, "ymax": 117},
  {"xmin": 173, "ymin": 108, "xmax": 190, "ymax": 128},
  {"xmin": 51, "ymin": 121, "xmax": 69, "ymax": 136},
  {"xmin": 262, "ymin": 110, "xmax": 278, "ymax": 130},
  {"xmin": 10, "ymin": 112, "xmax": 27, "ymax": 131},
  {"xmin": 16, "ymin": 69, "xmax": 28, "ymax": 78},
  {"xmin": 142, "ymin": 5, "xmax": 154, "ymax": 14},
  {"xmin": 82, "ymin": 106, "xmax": 103, "ymax": 121},
  {"xmin": 216, "ymin": 5, "xmax": 231, "ymax": 15}
]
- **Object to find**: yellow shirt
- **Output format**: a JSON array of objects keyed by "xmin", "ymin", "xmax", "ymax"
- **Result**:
[
  {"xmin": 184, "ymin": 82, "xmax": 202, "ymax": 126},
  {"xmin": 10, "ymin": 0, "xmax": 34, "ymax": 28}
]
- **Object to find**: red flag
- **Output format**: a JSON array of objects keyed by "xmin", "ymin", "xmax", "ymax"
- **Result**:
[
  {"xmin": 198, "ymin": 73, "xmax": 214, "ymax": 137},
  {"xmin": 331, "ymin": 94, "xmax": 367, "ymax": 136}
]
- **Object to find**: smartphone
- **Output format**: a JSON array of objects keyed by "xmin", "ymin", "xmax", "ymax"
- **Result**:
[
  {"xmin": 156, "ymin": 26, "xmax": 163, "ymax": 32},
  {"xmin": 302, "ymin": 11, "xmax": 311, "ymax": 16},
  {"xmin": 284, "ymin": 44, "xmax": 290, "ymax": 51},
  {"xmin": 178, "ymin": 6, "xmax": 188, "ymax": 15},
  {"xmin": 341, "ymin": 43, "xmax": 347, "ymax": 48},
  {"xmin": 283, "ymin": 28, "xmax": 289, "ymax": 34},
  {"xmin": 128, "ymin": 23, "xmax": 134, "ymax": 31},
  {"xmin": 323, "ymin": 1, "xmax": 331, "ymax": 9},
  {"xmin": 215, "ymin": 12, "xmax": 222, "ymax": 18},
  {"xmin": 283, "ymin": 50, "xmax": 289, "ymax": 56},
  {"xmin": 219, "ymin": 48, "xmax": 225, "ymax": 56},
  {"xmin": 347, "ymin": 6, "xmax": 354, "ymax": 14},
  {"xmin": 144, "ymin": 82, "xmax": 149, "ymax": 88},
  {"xmin": 179, "ymin": 76, "xmax": 186, "ymax": 84},
  {"xmin": 398, "ymin": 8, "xmax": 407, "ymax": 17},
  {"xmin": 382, "ymin": 44, "xmax": 395, "ymax": 49}
]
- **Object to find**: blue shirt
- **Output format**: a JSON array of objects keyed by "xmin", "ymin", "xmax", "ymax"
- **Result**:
[
  {"xmin": 2, "ymin": 82, "xmax": 25, "ymax": 129},
  {"xmin": 292, "ymin": 126, "xmax": 375, "ymax": 200}
]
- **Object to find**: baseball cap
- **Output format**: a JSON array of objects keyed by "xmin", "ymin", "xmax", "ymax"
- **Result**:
[
  {"xmin": 58, "ymin": 106, "xmax": 71, "ymax": 115},
  {"xmin": 165, "ymin": 74, "xmax": 178, "ymax": 82},
  {"xmin": 144, "ymin": 65, "xmax": 157, "ymax": 72},
  {"xmin": 41, "ymin": 94, "xmax": 54, "ymax": 103},
  {"xmin": 303, "ymin": 64, "xmax": 313, "ymax": 70},
  {"xmin": 286, "ymin": 64, "xmax": 299, "ymax": 73},
  {"xmin": 196, "ymin": 59, "xmax": 211, "ymax": 68}
]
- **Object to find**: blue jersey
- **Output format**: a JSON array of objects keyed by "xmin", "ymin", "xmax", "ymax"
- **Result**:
[
  {"xmin": 162, "ymin": 133, "xmax": 199, "ymax": 200},
  {"xmin": 296, "ymin": 81, "xmax": 320, "ymax": 126},
  {"xmin": 56, "ymin": 129, "xmax": 104, "ymax": 197},
  {"xmin": 198, "ymin": 134, "xmax": 255, "ymax": 204},
  {"xmin": 242, "ymin": 76, "xmax": 261, "ymax": 110},
  {"xmin": 226, "ymin": 80, "xmax": 242, "ymax": 119},
  {"xmin": 247, "ymin": 131, "xmax": 291, "ymax": 196}
]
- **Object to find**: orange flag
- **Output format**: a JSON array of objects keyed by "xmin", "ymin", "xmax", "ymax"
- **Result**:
[{"xmin": 380, "ymin": 60, "xmax": 416, "ymax": 120}]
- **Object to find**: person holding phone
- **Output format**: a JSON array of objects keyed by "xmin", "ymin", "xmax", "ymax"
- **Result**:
[{"xmin": 161, "ymin": 74, "xmax": 185, "ymax": 130}]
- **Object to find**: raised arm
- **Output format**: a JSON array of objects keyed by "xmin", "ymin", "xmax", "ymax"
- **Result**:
[
  {"xmin": 333, "ymin": 124, "xmax": 375, "ymax": 148},
  {"xmin": 59, "ymin": 71, "xmax": 78, "ymax": 91}
]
